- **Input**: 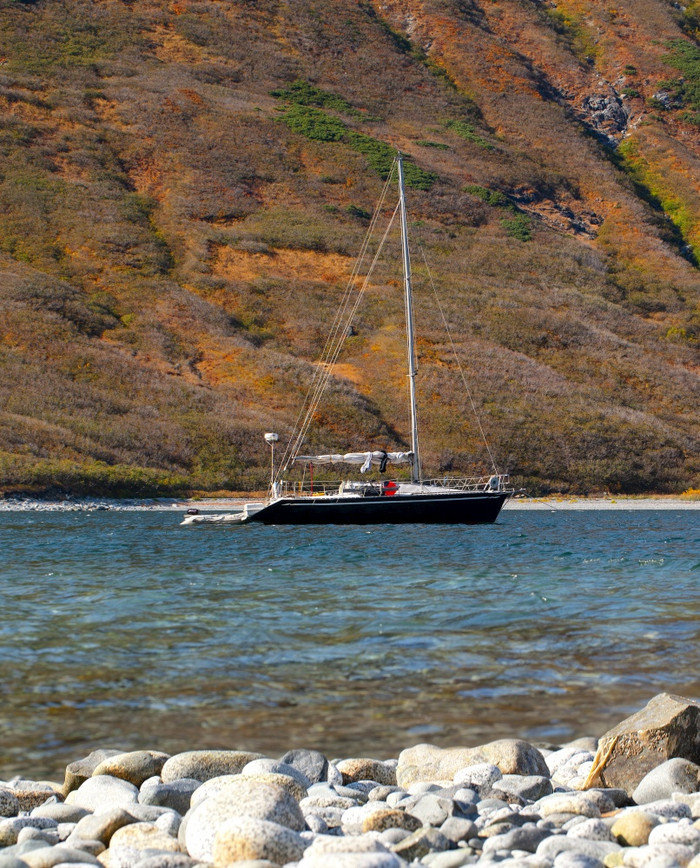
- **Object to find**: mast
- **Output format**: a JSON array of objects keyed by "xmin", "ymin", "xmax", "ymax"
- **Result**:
[{"xmin": 397, "ymin": 154, "xmax": 421, "ymax": 484}]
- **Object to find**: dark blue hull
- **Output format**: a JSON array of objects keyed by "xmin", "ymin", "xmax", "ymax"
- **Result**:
[{"xmin": 248, "ymin": 490, "xmax": 509, "ymax": 525}]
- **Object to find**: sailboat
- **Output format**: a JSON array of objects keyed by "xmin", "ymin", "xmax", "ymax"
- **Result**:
[{"xmin": 182, "ymin": 155, "xmax": 513, "ymax": 526}]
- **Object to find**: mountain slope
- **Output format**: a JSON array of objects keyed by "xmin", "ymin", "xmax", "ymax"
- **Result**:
[{"xmin": 0, "ymin": 0, "xmax": 698, "ymax": 495}]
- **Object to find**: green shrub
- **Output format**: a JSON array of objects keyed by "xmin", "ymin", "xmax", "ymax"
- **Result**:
[
  {"xmin": 346, "ymin": 204, "xmax": 371, "ymax": 219},
  {"xmin": 661, "ymin": 39, "xmax": 700, "ymax": 111},
  {"xmin": 464, "ymin": 184, "xmax": 510, "ymax": 207},
  {"xmin": 270, "ymin": 80, "xmax": 357, "ymax": 115},
  {"xmin": 417, "ymin": 139, "xmax": 450, "ymax": 150},
  {"xmin": 445, "ymin": 120, "xmax": 492, "ymax": 150},
  {"xmin": 281, "ymin": 105, "xmax": 347, "ymax": 141},
  {"xmin": 500, "ymin": 213, "xmax": 532, "ymax": 241}
]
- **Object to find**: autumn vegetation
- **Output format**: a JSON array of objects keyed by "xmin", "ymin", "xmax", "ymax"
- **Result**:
[{"xmin": 0, "ymin": 0, "xmax": 698, "ymax": 497}]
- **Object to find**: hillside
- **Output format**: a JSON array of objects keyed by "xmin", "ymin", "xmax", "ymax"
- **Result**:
[{"xmin": 0, "ymin": 0, "xmax": 698, "ymax": 496}]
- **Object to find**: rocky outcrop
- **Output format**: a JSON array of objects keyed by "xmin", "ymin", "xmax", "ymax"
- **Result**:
[{"xmin": 584, "ymin": 693, "xmax": 700, "ymax": 795}]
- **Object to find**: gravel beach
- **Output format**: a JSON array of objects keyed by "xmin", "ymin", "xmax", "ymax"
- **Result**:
[{"xmin": 2, "ymin": 695, "xmax": 699, "ymax": 868}]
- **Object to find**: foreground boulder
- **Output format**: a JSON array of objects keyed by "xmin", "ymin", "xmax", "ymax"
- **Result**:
[{"xmin": 584, "ymin": 693, "xmax": 700, "ymax": 795}]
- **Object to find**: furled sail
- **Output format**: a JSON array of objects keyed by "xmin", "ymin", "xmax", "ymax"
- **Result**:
[{"xmin": 294, "ymin": 451, "xmax": 413, "ymax": 472}]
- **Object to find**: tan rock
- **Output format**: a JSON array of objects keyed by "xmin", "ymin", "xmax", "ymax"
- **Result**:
[
  {"xmin": 584, "ymin": 693, "xmax": 700, "ymax": 795},
  {"xmin": 92, "ymin": 751, "xmax": 170, "ymax": 787},
  {"xmin": 611, "ymin": 811, "xmax": 659, "ymax": 846},
  {"xmin": 211, "ymin": 816, "xmax": 306, "ymax": 866},
  {"xmin": 161, "ymin": 750, "xmax": 263, "ymax": 784},
  {"xmin": 335, "ymin": 758, "xmax": 396, "ymax": 786},
  {"xmin": 62, "ymin": 750, "xmax": 125, "ymax": 798},
  {"xmin": 73, "ymin": 807, "xmax": 137, "ymax": 844},
  {"xmin": 108, "ymin": 819, "xmax": 181, "ymax": 854},
  {"xmin": 360, "ymin": 807, "xmax": 422, "ymax": 833},
  {"xmin": 396, "ymin": 740, "xmax": 547, "ymax": 788}
]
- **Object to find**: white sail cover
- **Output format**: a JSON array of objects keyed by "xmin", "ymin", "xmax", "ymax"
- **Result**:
[{"xmin": 295, "ymin": 451, "xmax": 413, "ymax": 473}]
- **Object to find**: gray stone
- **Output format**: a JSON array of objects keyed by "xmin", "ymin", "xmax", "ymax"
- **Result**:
[
  {"xmin": 584, "ymin": 694, "xmax": 700, "ymax": 795},
  {"xmin": 302, "ymin": 834, "xmax": 391, "ymax": 855},
  {"xmin": 335, "ymin": 759, "xmax": 396, "ymax": 786},
  {"xmin": 391, "ymin": 826, "xmax": 451, "ymax": 861},
  {"xmin": 16, "ymin": 829, "xmax": 59, "ymax": 847},
  {"xmin": 62, "ymin": 750, "xmax": 124, "ymax": 797},
  {"xmin": 304, "ymin": 814, "xmax": 327, "ymax": 834},
  {"xmin": 589, "ymin": 788, "xmax": 631, "ymax": 809},
  {"xmin": 648, "ymin": 821, "xmax": 700, "ymax": 850},
  {"xmin": 211, "ymin": 816, "xmax": 306, "ymax": 866},
  {"xmin": 30, "ymin": 806, "xmax": 89, "ymax": 825},
  {"xmin": 397, "ymin": 740, "xmax": 548, "ymax": 789},
  {"xmin": 300, "ymin": 792, "xmax": 357, "ymax": 812},
  {"xmin": 453, "ymin": 788, "xmax": 480, "ymax": 810},
  {"xmin": 184, "ymin": 781, "xmax": 304, "ymax": 861},
  {"xmin": 107, "ymin": 821, "xmax": 182, "ymax": 868},
  {"xmin": 241, "ymin": 759, "xmax": 310, "ymax": 791},
  {"xmin": 379, "ymin": 827, "xmax": 411, "ymax": 846},
  {"xmin": 65, "ymin": 776, "xmax": 139, "ymax": 813},
  {"xmin": 673, "ymin": 793, "xmax": 700, "ymax": 819},
  {"xmin": 482, "ymin": 824, "xmax": 550, "ymax": 854},
  {"xmin": 633, "ymin": 759, "xmax": 700, "ymax": 805},
  {"xmin": 423, "ymin": 852, "xmax": 478, "ymax": 868},
  {"xmin": 567, "ymin": 818, "xmax": 614, "ymax": 841},
  {"xmin": 280, "ymin": 749, "xmax": 329, "ymax": 785},
  {"xmin": 534, "ymin": 793, "xmax": 602, "ymax": 818},
  {"xmin": 342, "ymin": 781, "xmax": 375, "ymax": 798},
  {"xmin": 340, "ymin": 802, "xmax": 397, "ymax": 835},
  {"xmin": 21, "ymin": 847, "xmax": 100, "ymax": 868},
  {"xmin": 492, "ymin": 774, "xmax": 553, "ymax": 802},
  {"xmin": 0, "ymin": 789, "xmax": 21, "ymax": 819},
  {"xmin": 405, "ymin": 793, "xmax": 453, "ymax": 827},
  {"xmin": 638, "ymin": 799, "xmax": 693, "ymax": 820},
  {"xmin": 369, "ymin": 786, "xmax": 400, "ymax": 802},
  {"xmin": 0, "ymin": 819, "xmax": 59, "ymax": 848},
  {"xmin": 72, "ymin": 807, "xmax": 136, "ymax": 844},
  {"xmin": 133, "ymin": 856, "xmax": 200, "ymax": 868},
  {"xmin": 56, "ymin": 824, "xmax": 77, "ymax": 842},
  {"xmin": 238, "ymin": 773, "xmax": 307, "ymax": 802},
  {"xmin": 453, "ymin": 763, "xmax": 502, "ymax": 794},
  {"xmin": 621, "ymin": 843, "xmax": 695, "ymax": 867},
  {"xmin": 553, "ymin": 853, "xmax": 604, "ymax": 868},
  {"xmin": 160, "ymin": 750, "xmax": 263, "ymax": 784},
  {"xmin": 298, "ymin": 854, "xmax": 403, "ymax": 868},
  {"xmin": 0, "ymin": 857, "xmax": 31, "ymax": 868},
  {"xmin": 139, "ymin": 779, "xmax": 201, "ymax": 815},
  {"xmin": 536, "ymin": 836, "xmax": 621, "ymax": 861},
  {"xmin": 127, "ymin": 804, "xmax": 176, "ymax": 823},
  {"xmin": 62, "ymin": 837, "xmax": 105, "ymax": 857},
  {"xmin": 155, "ymin": 812, "xmax": 181, "ymax": 838},
  {"xmin": 1, "ymin": 841, "xmax": 50, "ymax": 858},
  {"xmin": 92, "ymin": 751, "xmax": 170, "ymax": 788},
  {"xmin": 191, "ymin": 772, "xmax": 305, "ymax": 807}
]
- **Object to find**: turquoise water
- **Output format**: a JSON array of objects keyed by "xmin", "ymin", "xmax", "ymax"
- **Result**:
[{"xmin": 1, "ymin": 507, "xmax": 698, "ymax": 780}]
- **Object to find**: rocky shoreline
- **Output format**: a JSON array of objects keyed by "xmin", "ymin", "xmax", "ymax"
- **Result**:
[{"xmin": 1, "ymin": 695, "xmax": 699, "ymax": 868}]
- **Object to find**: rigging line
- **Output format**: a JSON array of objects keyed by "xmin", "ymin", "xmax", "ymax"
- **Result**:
[
  {"xmin": 418, "ymin": 242, "xmax": 501, "ymax": 477},
  {"xmin": 276, "ymin": 168, "xmax": 397, "ymax": 475},
  {"xmin": 281, "ymin": 201, "xmax": 401, "ymax": 476},
  {"xmin": 277, "ymin": 172, "xmax": 400, "ymax": 475},
  {"xmin": 283, "ymin": 204, "xmax": 401, "ymax": 475}
]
